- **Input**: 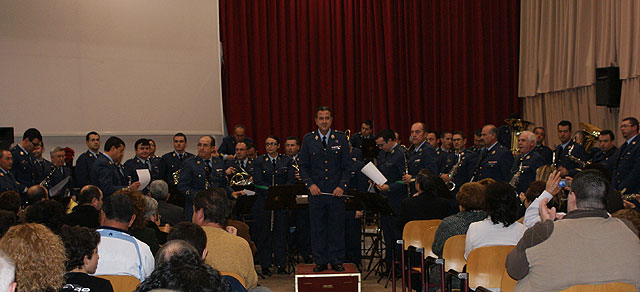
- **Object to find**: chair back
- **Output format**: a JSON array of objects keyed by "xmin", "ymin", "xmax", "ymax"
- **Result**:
[
  {"xmin": 442, "ymin": 234, "xmax": 466, "ymax": 272},
  {"xmin": 421, "ymin": 226, "xmax": 439, "ymax": 258},
  {"xmin": 220, "ymin": 271, "xmax": 247, "ymax": 288},
  {"xmin": 559, "ymin": 282, "xmax": 636, "ymax": 292},
  {"xmin": 96, "ymin": 275, "xmax": 140, "ymax": 292},
  {"xmin": 466, "ymin": 245, "xmax": 515, "ymax": 289},
  {"xmin": 402, "ymin": 219, "xmax": 442, "ymax": 250},
  {"xmin": 500, "ymin": 267, "xmax": 517, "ymax": 292}
]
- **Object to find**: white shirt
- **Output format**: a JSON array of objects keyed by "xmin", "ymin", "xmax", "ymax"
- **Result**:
[
  {"xmin": 523, "ymin": 190, "xmax": 554, "ymax": 228},
  {"xmin": 464, "ymin": 217, "xmax": 526, "ymax": 259},
  {"xmin": 93, "ymin": 227, "xmax": 155, "ymax": 281}
]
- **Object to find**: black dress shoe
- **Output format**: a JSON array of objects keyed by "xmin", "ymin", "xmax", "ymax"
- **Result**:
[
  {"xmin": 277, "ymin": 267, "xmax": 288, "ymax": 275},
  {"xmin": 313, "ymin": 264, "xmax": 328, "ymax": 272},
  {"xmin": 332, "ymin": 264, "xmax": 345, "ymax": 272},
  {"xmin": 262, "ymin": 268, "xmax": 273, "ymax": 277}
]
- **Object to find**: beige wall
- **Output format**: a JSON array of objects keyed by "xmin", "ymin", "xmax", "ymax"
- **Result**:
[{"xmin": 0, "ymin": 0, "xmax": 224, "ymax": 157}]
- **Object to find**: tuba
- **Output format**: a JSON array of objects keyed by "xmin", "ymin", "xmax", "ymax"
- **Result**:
[
  {"xmin": 505, "ymin": 118, "xmax": 532, "ymax": 156},
  {"xmin": 580, "ymin": 122, "xmax": 601, "ymax": 153}
]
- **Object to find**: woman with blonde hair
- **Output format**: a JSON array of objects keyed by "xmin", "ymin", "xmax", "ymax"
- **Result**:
[{"xmin": 0, "ymin": 223, "xmax": 67, "ymax": 292}]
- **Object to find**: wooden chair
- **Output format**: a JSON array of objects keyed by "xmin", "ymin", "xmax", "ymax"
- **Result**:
[
  {"xmin": 442, "ymin": 234, "xmax": 466, "ymax": 273},
  {"xmin": 559, "ymin": 282, "xmax": 636, "ymax": 292},
  {"xmin": 395, "ymin": 220, "xmax": 442, "ymax": 292},
  {"xmin": 500, "ymin": 267, "xmax": 517, "ymax": 292},
  {"xmin": 220, "ymin": 271, "xmax": 246, "ymax": 288},
  {"xmin": 465, "ymin": 245, "xmax": 515, "ymax": 290},
  {"xmin": 96, "ymin": 275, "xmax": 140, "ymax": 292}
]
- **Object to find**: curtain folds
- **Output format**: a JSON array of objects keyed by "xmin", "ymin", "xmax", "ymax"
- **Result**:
[{"xmin": 220, "ymin": 0, "xmax": 521, "ymax": 150}]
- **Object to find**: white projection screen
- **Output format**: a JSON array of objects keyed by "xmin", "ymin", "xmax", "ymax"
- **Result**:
[{"xmin": 0, "ymin": 0, "xmax": 224, "ymax": 137}]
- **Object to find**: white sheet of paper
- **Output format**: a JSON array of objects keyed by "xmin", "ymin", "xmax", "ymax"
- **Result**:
[
  {"xmin": 361, "ymin": 162, "xmax": 388, "ymax": 185},
  {"xmin": 136, "ymin": 169, "xmax": 151, "ymax": 190},
  {"xmin": 49, "ymin": 176, "xmax": 70, "ymax": 197},
  {"xmin": 243, "ymin": 189, "xmax": 256, "ymax": 196}
]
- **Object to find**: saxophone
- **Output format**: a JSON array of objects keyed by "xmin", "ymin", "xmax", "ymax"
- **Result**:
[
  {"xmin": 567, "ymin": 144, "xmax": 589, "ymax": 168},
  {"xmin": 509, "ymin": 159, "xmax": 524, "ymax": 188},
  {"xmin": 444, "ymin": 152, "xmax": 464, "ymax": 191}
]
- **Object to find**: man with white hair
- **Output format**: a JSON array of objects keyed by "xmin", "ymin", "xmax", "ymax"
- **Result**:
[
  {"xmin": 0, "ymin": 250, "xmax": 16, "ymax": 292},
  {"xmin": 510, "ymin": 131, "xmax": 546, "ymax": 194},
  {"xmin": 44, "ymin": 146, "xmax": 74, "ymax": 197},
  {"xmin": 149, "ymin": 180, "xmax": 183, "ymax": 226}
]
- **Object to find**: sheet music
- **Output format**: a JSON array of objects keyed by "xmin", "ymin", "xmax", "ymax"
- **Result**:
[
  {"xmin": 361, "ymin": 162, "xmax": 388, "ymax": 185},
  {"xmin": 49, "ymin": 176, "xmax": 70, "ymax": 197},
  {"xmin": 136, "ymin": 169, "xmax": 151, "ymax": 190}
]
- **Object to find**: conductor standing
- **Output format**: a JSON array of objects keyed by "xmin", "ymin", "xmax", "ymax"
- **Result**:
[{"xmin": 299, "ymin": 106, "xmax": 352, "ymax": 272}]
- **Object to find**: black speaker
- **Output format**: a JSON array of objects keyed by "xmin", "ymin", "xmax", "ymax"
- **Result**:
[
  {"xmin": 0, "ymin": 127, "xmax": 14, "ymax": 149},
  {"xmin": 595, "ymin": 67, "xmax": 622, "ymax": 107}
]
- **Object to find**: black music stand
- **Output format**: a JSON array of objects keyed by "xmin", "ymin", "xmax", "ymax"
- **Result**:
[
  {"xmin": 361, "ymin": 138, "xmax": 380, "ymax": 161},
  {"xmin": 354, "ymin": 192, "xmax": 395, "ymax": 284}
]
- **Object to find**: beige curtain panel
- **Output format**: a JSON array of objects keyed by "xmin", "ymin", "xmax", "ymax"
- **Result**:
[{"xmin": 520, "ymin": 0, "xmax": 640, "ymax": 146}]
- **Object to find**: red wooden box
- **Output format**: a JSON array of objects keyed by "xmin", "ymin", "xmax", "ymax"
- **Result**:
[{"xmin": 295, "ymin": 264, "xmax": 361, "ymax": 292}]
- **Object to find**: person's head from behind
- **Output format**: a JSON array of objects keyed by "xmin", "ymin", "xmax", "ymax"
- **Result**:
[
  {"xmin": 0, "ymin": 211, "xmax": 17, "ymax": 239},
  {"xmin": 167, "ymin": 222, "xmax": 207, "ymax": 260},
  {"xmin": 569, "ymin": 170, "xmax": 608, "ymax": 212},
  {"xmin": 149, "ymin": 180, "xmax": 169, "ymax": 202},
  {"xmin": 101, "ymin": 193, "xmax": 136, "ymax": 230},
  {"xmin": 456, "ymin": 182, "xmax": 486, "ymax": 212},
  {"xmin": 78, "ymin": 185, "xmax": 103, "ymax": 210},
  {"xmin": 0, "ymin": 249, "xmax": 16, "ymax": 292},
  {"xmin": 144, "ymin": 196, "xmax": 160, "ymax": 224},
  {"xmin": 25, "ymin": 185, "xmax": 48, "ymax": 207},
  {"xmin": 0, "ymin": 223, "xmax": 67, "ymax": 292},
  {"xmin": 136, "ymin": 240, "xmax": 230, "ymax": 292},
  {"xmin": 484, "ymin": 182, "xmax": 520, "ymax": 227},
  {"xmin": 522, "ymin": 180, "xmax": 546, "ymax": 208},
  {"xmin": 24, "ymin": 199, "xmax": 65, "ymax": 234},
  {"xmin": 192, "ymin": 189, "xmax": 231, "ymax": 227},
  {"xmin": 0, "ymin": 192, "xmax": 20, "ymax": 214},
  {"xmin": 113, "ymin": 189, "xmax": 147, "ymax": 230},
  {"xmin": 58, "ymin": 225, "xmax": 101, "ymax": 274}
]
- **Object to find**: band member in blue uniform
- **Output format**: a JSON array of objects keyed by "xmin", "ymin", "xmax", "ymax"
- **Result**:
[
  {"xmin": 75, "ymin": 132, "xmax": 101, "ymax": 188},
  {"xmin": 373, "ymin": 129, "xmax": 408, "ymax": 269},
  {"xmin": 224, "ymin": 141, "xmax": 254, "ymax": 180},
  {"xmin": 10, "ymin": 128, "xmax": 42, "ymax": 189},
  {"xmin": 0, "ymin": 148, "xmax": 21, "ymax": 193},
  {"xmin": 510, "ymin": 131, "xmax": 546, "ymax": 195},
  {"xmin": 554, "ymin": 120, "xmax": 588, "ymax": 177},
  {"xmin": 440, "ymin": 131, "xmax": 478, "ymax": 194},
  {"xmin": 592, "ymin": 130, "xmax": 617, "ymax": 168},
  {"xmin": 402, "ymin": 122, "xmax": 438, "ymax": 194},
  {"xmin": 612, "ymin": 117, "xmax": 640, "ymax": 195},
  {"xmin": 218, "ymin": 124, "xmax": 254, "ymax": 160},
  {"xmin": 32, "ymin": 142, "xmax": 50, "ymax": 185},
  {"xmin": 345, "ymin": 146, "xmax": 367, "ymax": 268},
  {"xmin": 43, "ymin": 146, "xmax": 75, "ymax": 197},
  {"xmin": 124, "ymin": 138, "xmax": 163, "ymax": 193},
  {"xmin": 471, "ymin": 125, "xmax": 514, "ymax": 182},
  {"xmin": 162, "ymin": 133, "xmax": 194, "ymax": 206},
  {"xmin": 299, "ymin": 106, "xmax": 351, "ymax": 273},
  {"xmin": 91, "ymin": 137, "xmax": 141, "ymax": 197},
  {"xmin": 252, "ymin": 136, "xmax": 295, "ymax": 276},
  {"xmin": 533, "ymin": 127, "xmax": 553, "ymax": 164},
  {"xmin": 285, "ymin": 136, "xmax": 313, "ymax": 264}
]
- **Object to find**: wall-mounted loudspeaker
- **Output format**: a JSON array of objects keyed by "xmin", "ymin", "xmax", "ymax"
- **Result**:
[{"xmin": 595, "ymin": 67, "xmax": 622, "ymax": 107}]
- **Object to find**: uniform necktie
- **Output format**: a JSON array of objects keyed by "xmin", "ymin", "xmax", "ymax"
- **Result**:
[
  {"xmin": 322, "ymin": 136, "xmax": 327, "ymax": 149},
  {"xmin": 272, "ymin": 159, "xmax": 277, "ymax": 170},
  {"xmin": 179, "ymin": 154, "xmax": 184, "ymax": 162}
]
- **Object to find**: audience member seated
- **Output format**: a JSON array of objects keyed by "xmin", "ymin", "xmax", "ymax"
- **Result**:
[
  {"xmin": 612, "ymin": 208, "xmax": 640, "ymax": 236},
  {"xmin": 432, "ymin": 182, "xmax": 487, "ymax": 258},
  {"xmin": 144, "ymin": 196, "xmax": 167, "ymax": 245},
  {"xmin": 24, "ymin": 185, "xmax": 48, "ymax": 207},
  {"xmin": 24, "ymin": 199, "xmax": 66, "ymax": 234},
  {"xmin": 64, "ymin": 185, "xmax": 103, "ymax": 228},
  {"xmin": 117, "ymin": 189, "xmax": 161, "ymax": 255},
  {"xmin": 518, "ymin": 180, "xmax": 545, "ymax": 210},
  {"xmin": 0, "ymin": 211, "xmax": 16, "ymax": 239},
  {"xmin": 135, "ymin": 240, "xmax": 232, "ymax": 292},
  {"xmin": 59, "ymin": 225, "xmax": 114, "ymax": 292},
  {"xmin": 465, "ymin": 181, "xmax": 526, "ymax": 259},
  {"xmin": 167, "ymin": 222, "xmax": 208, "ymax": 259},
  {"xmin": 0, "ymin": 191, "xmax": 21, "ymax": 215},
  {"xmin": 192, "ymin": 189, "xmax": 260, "ymax": 291},
  {"xmin": 0, "ymin": 223, "xmax": 67, "ymax": 292},
  {"xmin": 0, "ymin": 249, "xmax": 16, "ymax": 292},
  {"xmin": 149, "ymin": 180, "xmax": 183, "ymax": 226},
  {"xmin": 506, "ymin": 170, "xmax": 640, "ymax": 291},
  {"xmin": 398, "ymin": 169, "xmax": 456, "ymax": 229},
  {"xmin": 94, "ymin": 193, "xmax": 154, "ymax": 281}
]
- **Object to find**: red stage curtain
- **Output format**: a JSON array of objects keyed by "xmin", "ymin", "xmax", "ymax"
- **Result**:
[{"xmin": 220, "ymin": 0, "xmax": 520, "ymax": 150}]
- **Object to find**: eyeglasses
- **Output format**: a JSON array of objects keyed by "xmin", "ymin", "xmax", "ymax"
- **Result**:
[
  {"xmin": 452, "ymin": 138, "xmax": 464, "ymax": 142},
  {"xmin": 236, "ymin": 148, "xmax": 247, "ymax": 151},
  {"xmin": 376, "ymin": 143, "xmax": 385, "ymax": 148},
  {"xmin": 265, "ymin": 142, "xmax": 278, "ymax": 146}
]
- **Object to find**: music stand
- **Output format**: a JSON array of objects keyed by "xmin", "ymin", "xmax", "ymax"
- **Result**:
[{"xmin": 361, "ymin": 138, "xmax": 380, "ymax": 161}]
